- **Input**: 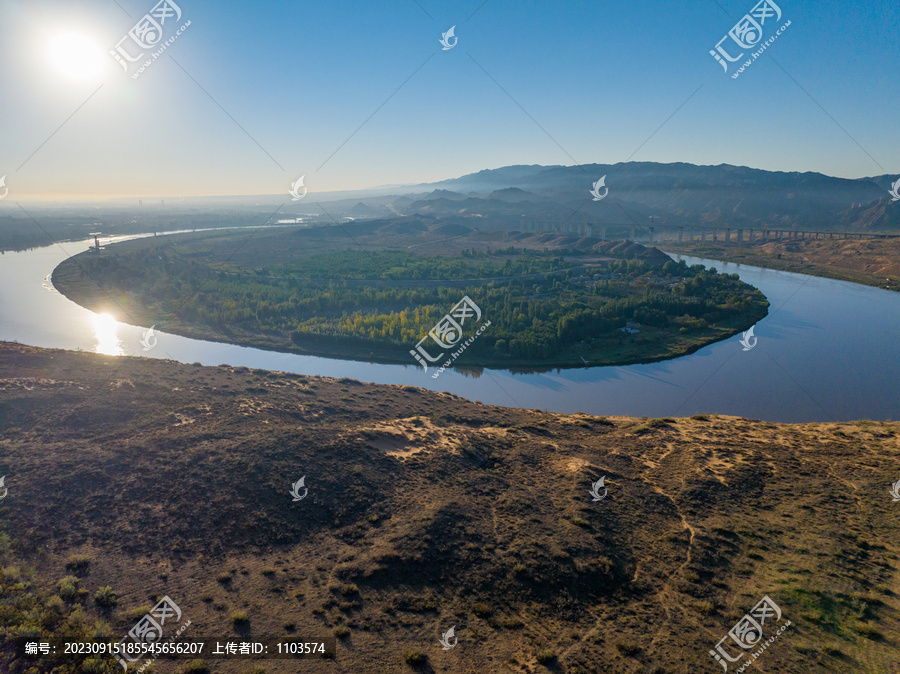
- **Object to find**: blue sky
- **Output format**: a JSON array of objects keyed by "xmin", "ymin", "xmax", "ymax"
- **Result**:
[{"xmin": 1, "ymin": 0, "xmax": 898, "ymax": 200}]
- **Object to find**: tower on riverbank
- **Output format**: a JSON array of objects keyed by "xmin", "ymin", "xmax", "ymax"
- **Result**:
[{"xmin": 88, "ymin": 232, "xmax": 103, "ymax": 252}]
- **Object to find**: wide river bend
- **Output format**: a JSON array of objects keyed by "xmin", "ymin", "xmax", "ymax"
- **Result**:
[{"xmin": 1, "ymin": 232, "xmax": 898, "ymax": 422}]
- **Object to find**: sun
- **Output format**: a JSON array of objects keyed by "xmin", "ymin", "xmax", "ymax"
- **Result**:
[{"xmin": 46, "ymin": 32, "xmax": 104, "ymax": 82}]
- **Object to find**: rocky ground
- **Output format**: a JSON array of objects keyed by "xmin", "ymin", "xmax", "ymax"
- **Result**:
[{"xmin": 0, "ymin": 342, "xmax": 898, "ymax": 673}]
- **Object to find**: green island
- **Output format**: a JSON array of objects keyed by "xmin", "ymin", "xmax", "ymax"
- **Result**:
[{"xmin": 52, "ymin": 223, "xmax": 769, "ymax": 369}]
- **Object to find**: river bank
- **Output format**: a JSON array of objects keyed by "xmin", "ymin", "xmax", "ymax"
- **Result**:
[{"xmin": 666, "ymin": 237, "xmax": 900, "ymax": 292}]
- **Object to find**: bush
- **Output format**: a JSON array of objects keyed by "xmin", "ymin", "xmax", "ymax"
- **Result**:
[
  {"xmin": 334, "ymin": 625, "xmax": 350, "ymax": 638},
  {"xmin": 94, "ymin": 586, "xmax": 117, "ymax": 608},
  {"xmin": 405, "ymin": 649, "xmax": 427, "ymax": 665},
  {"xmin": 127, "ymin": 605, "xmax": 152, "ymax": 621},
  {"xmin": 696, "ymin": 600, "xmax": 714, "ymax": 614},
  {"xmin": 181, "ymin": 660, "xmax": 210, "ymax": 673},
  {"xmin": 57, "ymin": 576, "xmax": 79, "ymax": 601},
  {"xmin": 1, "ymin": 566, "xmax": 20, "ymax": 583},
  {"xmin": 500, "ymin": 615, "xmax": 524, "ymax": 628},
  {"xmin": 230, "ymin": 610, "xmax": 249, "ymax": 625},
  {"xmin": 65, "ymin": 554, "xmax": 92, "ymax": 572},
  {"xmin": 45, "ymin": 595, "xmax": 65, "ymax": 613},
  {"xmin": 473, "ymin": 602, "xmax": 492, "ymax": 617},
  {"xmin": 853, "ymin": 623, "xmax": 884, "ymax": 641},
  {"xmin": 536, "ymin": 649, "xmax": 556, "ymax": 665},
  {"xmin": 616, "ymin": 640, "xmax": 640, "ymax": 656}
]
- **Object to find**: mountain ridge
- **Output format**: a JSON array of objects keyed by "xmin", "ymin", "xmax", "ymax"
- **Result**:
[{"xmin": 311, "ymin": 161, "xmax": 900, "ymax": 234}]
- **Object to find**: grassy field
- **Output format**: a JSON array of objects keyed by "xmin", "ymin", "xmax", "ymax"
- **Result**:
[{"xmin": 0, "ymin": 342, "xmax": 898, "ymax": 672}]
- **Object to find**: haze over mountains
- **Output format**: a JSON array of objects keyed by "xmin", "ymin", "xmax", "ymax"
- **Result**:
[
  {"xmin": 4, "ymin": 162, "xmax": 898, "ymax": 252},
  {"xmin": 107, "ymin": 161, "xmax": 899, "ymax": 232},
  {"xmin": 320, "ymin": 162, "xmax": 900, "ymax": 233}
]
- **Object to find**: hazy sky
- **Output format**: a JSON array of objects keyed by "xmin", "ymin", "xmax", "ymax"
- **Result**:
[{"xmin": 1, "ymin": 0, "xmax": 898, "ymax": 200}]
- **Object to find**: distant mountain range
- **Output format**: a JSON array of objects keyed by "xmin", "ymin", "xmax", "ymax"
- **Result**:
[{"xmin": 318, "ymin": 162, "xmax": 900, "ymax": 234}]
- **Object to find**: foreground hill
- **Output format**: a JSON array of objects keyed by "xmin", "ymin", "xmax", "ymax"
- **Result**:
[{"xmin": 0, "ymin": 343, "xmax": 898, "ymax": 673}]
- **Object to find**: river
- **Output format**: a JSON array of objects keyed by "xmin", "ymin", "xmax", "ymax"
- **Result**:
[{"xmin": 1, "ymin": 232, "xmax": 898, "ymax": 422}]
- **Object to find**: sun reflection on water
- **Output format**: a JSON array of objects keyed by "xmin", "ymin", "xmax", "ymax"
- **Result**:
[{"xmin": 92, "ymin": 313, "xmax": 124, "ymax": 356}]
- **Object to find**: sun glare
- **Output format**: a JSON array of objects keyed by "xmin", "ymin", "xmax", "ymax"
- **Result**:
[
  {"xmin": 92, "ymin": 313, "xmax": 123, "ymax": 356},
  {"xmin": 47, "ymin": 32, "xmax": 104, "ymax": 82}
]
